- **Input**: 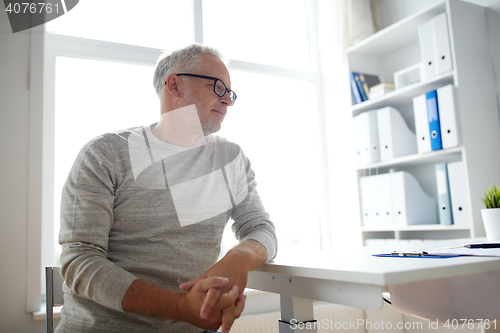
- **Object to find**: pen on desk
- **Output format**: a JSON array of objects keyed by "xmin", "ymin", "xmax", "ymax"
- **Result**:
[{"xmin": 464, "ymin": 243, "xmax": 500, "ymax": 249}]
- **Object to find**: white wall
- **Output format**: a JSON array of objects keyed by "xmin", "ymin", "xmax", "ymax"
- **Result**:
[
  {"xmin": 0, "ymin": 8, "xmax": 46, "ymax": 333},
  {"xmin": 487, "ymin": 9, "xmax": 500, "ymax": 114}
]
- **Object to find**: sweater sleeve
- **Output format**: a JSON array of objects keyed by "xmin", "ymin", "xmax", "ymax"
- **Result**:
[
  {"xmin": 58, "ymin": 136, "xmax": 138, "ymax": 312},
  {"xmin": 231, "ymin": 151, "xmax": 278, "ymax": 263}
]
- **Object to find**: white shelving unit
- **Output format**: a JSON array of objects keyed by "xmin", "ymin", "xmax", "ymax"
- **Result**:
[{"xmin": 347, "ymin": 0, "xmax": 500, "ymax": 245}]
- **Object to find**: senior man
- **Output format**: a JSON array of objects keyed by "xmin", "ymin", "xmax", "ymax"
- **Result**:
[{"xmin": 57, "ymin": 44, "xmax": 277, "ymax": 333}]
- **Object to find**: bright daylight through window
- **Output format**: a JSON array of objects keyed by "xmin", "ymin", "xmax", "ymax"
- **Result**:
[{"xmin": 44, "ymin": 0, "xmax": 324, "ymax": 277}]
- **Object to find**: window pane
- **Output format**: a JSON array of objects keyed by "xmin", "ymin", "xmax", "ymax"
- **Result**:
[
  {"xmin": 46, "ymin": 0, "xmax": 193, "ymax": 49},
  {"xmin": 52, "ymin": 57, "xmax": 159, "ymax": 263},
  {"xmin": 203, "ymin": 0, "xmax": 310, "ymax": 69},
  {"xmin": 219, "ymin": 71, "xmax": 321, "ymax": 252}
]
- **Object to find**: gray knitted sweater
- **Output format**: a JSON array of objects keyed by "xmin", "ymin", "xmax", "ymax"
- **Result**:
[{"xmin": 56, "ymin": 125, "xmax": 277, "ymax": 332}]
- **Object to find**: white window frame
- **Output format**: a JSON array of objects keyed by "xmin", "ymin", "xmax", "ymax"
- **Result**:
[{"xmin": 27, "ymin": 0, "xmax": 331, "ymax": 313}]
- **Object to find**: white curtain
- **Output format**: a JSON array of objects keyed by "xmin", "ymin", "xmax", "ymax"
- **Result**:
[{"xmin": 314, "ymin": 0, "xmax": 376, "ymax": 249}]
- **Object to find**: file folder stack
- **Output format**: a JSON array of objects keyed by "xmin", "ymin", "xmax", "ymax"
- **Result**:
[
  {"xmin": 434, "ymin": 161, "xmax": 470, "ymax": 226},
  {"xmin": 354, "ymin": 108, "xmax": 417, "ymax": 165},
  {"xmin": 360, "ymin": 171, "xmax": 438, "ymax": 228},
  {"xmin": 418, "ymin": 12, "xmax": 453, "ymax": 79},
  {"xmin": 413, "ymin": 84, "xmax": 460, "ymax": 154}
]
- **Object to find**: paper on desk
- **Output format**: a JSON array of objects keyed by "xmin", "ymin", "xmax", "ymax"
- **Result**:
[{"xmin": 423, "ymin": 247, "xmax": 500, "ymax": 257}]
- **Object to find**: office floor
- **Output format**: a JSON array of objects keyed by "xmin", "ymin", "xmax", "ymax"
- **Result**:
[{"xmin": 232, "ymin": 301, "xmax": 500, "ymax": 333}]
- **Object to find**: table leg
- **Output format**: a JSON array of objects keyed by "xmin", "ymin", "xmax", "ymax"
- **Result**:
[{"xmin": 278, "ymin": 295, "xmax": 318, "ymax": 333}]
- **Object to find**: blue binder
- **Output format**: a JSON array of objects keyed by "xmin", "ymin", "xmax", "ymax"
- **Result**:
[
  {"xmin": 350, "ymin": 72, "xmax": 362, "ymax": 104},
  {"xmin": 426, "ymin": 90, "xmax": 443, "ymax": 150},
  {"xmin": 354, "ymin": 74, "xmax": 368, "ymax": 101},
  {"xmin": 435, "ymin": 163, "xmax": 453, "ymax": 225}
]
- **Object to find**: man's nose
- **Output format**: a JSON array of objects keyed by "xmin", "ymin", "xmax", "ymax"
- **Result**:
[{"xmin": 220, "ymin": 90, "xmax": 233, "ymax": 106}]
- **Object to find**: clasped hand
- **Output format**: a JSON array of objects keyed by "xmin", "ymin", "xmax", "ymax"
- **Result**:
[{"xmin": 179, "ymin": 276, "xmax": 245, "ymax": 333}]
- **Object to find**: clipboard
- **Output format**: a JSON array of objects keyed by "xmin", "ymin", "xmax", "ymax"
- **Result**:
[
  {"xmin": 373, "ymin": 243, "xmax": 500, "ymax": 259},
  {"xmin": 373, "ymin": 250, "xmax": 461, "ymax": 259}
]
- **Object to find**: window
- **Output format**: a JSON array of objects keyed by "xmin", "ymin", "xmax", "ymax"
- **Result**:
[
  {"xmin": 32, "ymin": 0, "xmax": 330, "ymax": 310},
  {"xmin": 52, "ymin": 57, "xmax": 159, "ymax": 265},
  {"xmin": 218, "ymin": 71, "xmax": 322, "ymax": 253},
  {"xmin": 46, "ymin": 0, "xmax": 193, "ymax": 49},
  {"xmin": 202, "ymin": 0, "xmax": 310, "ymax": 69}
]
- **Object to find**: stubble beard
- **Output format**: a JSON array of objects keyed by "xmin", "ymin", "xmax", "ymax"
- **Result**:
[
  {"xmin": 181, "ymin": 86, "xmax": 221, "ymax": 136},
  {"xmin": 200, "ymin": 114, "xmax": 220, "ymax": 136}
]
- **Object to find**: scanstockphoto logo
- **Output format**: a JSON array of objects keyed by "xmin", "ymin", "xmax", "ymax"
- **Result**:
[
  {"xmin": 3, "ymin": 0, "xmax": 79, "ymax": 33},
  {"xmin": 128, "ymin": 105, "xmax": 249, "ymax": 228}
]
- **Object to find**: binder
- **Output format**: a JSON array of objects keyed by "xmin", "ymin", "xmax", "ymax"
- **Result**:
[
  {"xmin": 350, "ymin": 72, "xmax": 362, "ymax": 104},
  {"xmin": 360, "ymin": 176, "xmax": 373, "ymax": 227},
  {"xmin": 437, "ymin": 84, "xmax": 460, "ymax": 149},
  {"xmin": 357, "ymin": 110, "xmax": 380, "ymax": 164},
  {"xmin": 418, "ymin": 19, "xmax": 438, "ymax": 79},
  {"xmin": 355, "ymin": 74, "xmax": 368, "ymax": 101},
  {"xmin": 435, "ymin": 163, "xmax": 453, "ymax": 225},
  {"xmin": 353, "ymin": 115, "xmax": 364, "ymax": 166},
  {"xmin": 447, "ymin": 161, "xmax": 470, "ymax": 226},
  {"xmin": 360, "ymin": 173, "xmax": 393, "ymax": 228},
  {"xmin": 370, "ymin": 173, "xmax": 393, "ymax": 228},
  {"xmin": 359, "ymin": 171, "xmax": 437, "ymax": 228},
  {"xmin": 391, "ymin": 171, "xmax": 438, "ymax": 226},
  {"xmin": 413, "ymin": 94, "xmax": 432, "ymax": 154},
  {"xmin": 432, "ymin": 13, "xmax": 453, "ymax": 74},
  {"xmin": 426, "ymin": 90, "xmax": 443, "ymax": 150},
  {"xmin": 418, "ymin": 13, "xmax": 453, "ymax": 79},
  {"xmin": 377, "ymin": 107, "xmax": 417, "ymax": 161},
  {"xmin": 359, "ymin": 74, "xmax": 370, "ymax": 99}
]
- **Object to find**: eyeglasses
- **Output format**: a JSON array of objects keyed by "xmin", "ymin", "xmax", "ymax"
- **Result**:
[{"xmin": 173, "ymin": 73, "xmax": 237, "ymax": 105}]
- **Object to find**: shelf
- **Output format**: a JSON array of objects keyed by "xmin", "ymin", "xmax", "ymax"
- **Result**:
[
  {"xmin": 356, "ymin": 146, "xmax": 463, "ymax": 172},
  {"xmin": 362, "ymin": 224, "xmax": 471, "ymax": 232},
  {"xmin": 347, "ymin": 1, "xmax": 446, "ymax": 57},
  {"xmin": 351, "ymin": 71, "xmax": 454, "ymax": 115},
  {"xmin": 351, "ymin": 0, "xmax": 500, "ymax": 244}
]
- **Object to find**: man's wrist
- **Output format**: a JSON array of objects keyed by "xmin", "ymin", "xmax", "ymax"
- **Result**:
[
  {"xmin": 122, "ymin": 279, "xmax": 184, "ymax": 320},
  {"xmin": 173, "ymin": 291, "xmax": 187, "ymax": 322},
  {"xmin": 228, "ymin": 240, "xmax": 267, "ymax": 270}
]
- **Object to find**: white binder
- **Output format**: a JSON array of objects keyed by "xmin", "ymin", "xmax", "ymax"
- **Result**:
[
  {"xmin": 435, "ymin": 163, "xmax": 453, "ymax": 225},
  {"xmin": 353, "ymin": 115, "xmax": 364, "ymax": 166},
  {"xmin": 437, "ymin": 84, "xmax": 460, "ymax": 149},
  {"xmin": 361, "ymin": 173, "xmax": 393, "ymax": 228},
  {"xmin": 360, "ymin": 171, "xmax": 437, "ymax": 228},
  {"xmin": 418, "ymin": 13, "xmax": 453, "ymax": 80},
  {"xmin": 418, "ymin": 19, "xmax": 438, "ymax": 79},
  {"xmin": 367, "ymin": 173, "xmax": 394, "ymax": 228},
  {"xmin": 360, "ymin": 176, "xmax": 373, "ymax": 227},
  {"xmin": 433, "ymin": 13, "xmax": 453, "ymax": 74},
  {"xmin": 377, "ymin": 107, "xmax": 418, "ymax": 161},
  {"xmin": 391, "ymin": 171, "xmax": 438, "ymax": 226},
  {"xmin": 447, "ymin": 161, "xmax": 470, "ymax": 226},
  {"xmin": 413, "ymin": 94, "xmax": 432, "ymax": 154},
  {"xmin": 357, "ymin": 110, "xmax": 380, "ymax": 164}
]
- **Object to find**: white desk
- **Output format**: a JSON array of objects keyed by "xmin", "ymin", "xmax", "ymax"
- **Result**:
[{"xmin": 247, "ymin": 239, "xmax": 500, "ymax": 332}]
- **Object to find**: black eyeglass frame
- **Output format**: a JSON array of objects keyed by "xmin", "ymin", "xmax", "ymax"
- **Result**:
[{"xmin": 169, "ymin": 73, "xmax": 237, "ymax": 105}]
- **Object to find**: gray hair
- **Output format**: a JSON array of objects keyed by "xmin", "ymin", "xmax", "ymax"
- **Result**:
[{"xmin": 153, "ymin": 44, "xmax": 225, "ymax": 99}]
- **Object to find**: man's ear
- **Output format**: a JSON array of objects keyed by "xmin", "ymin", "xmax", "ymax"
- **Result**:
[{"xmin": 164, "ymin": 73, "xmax": 180, "ymax": 97}]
